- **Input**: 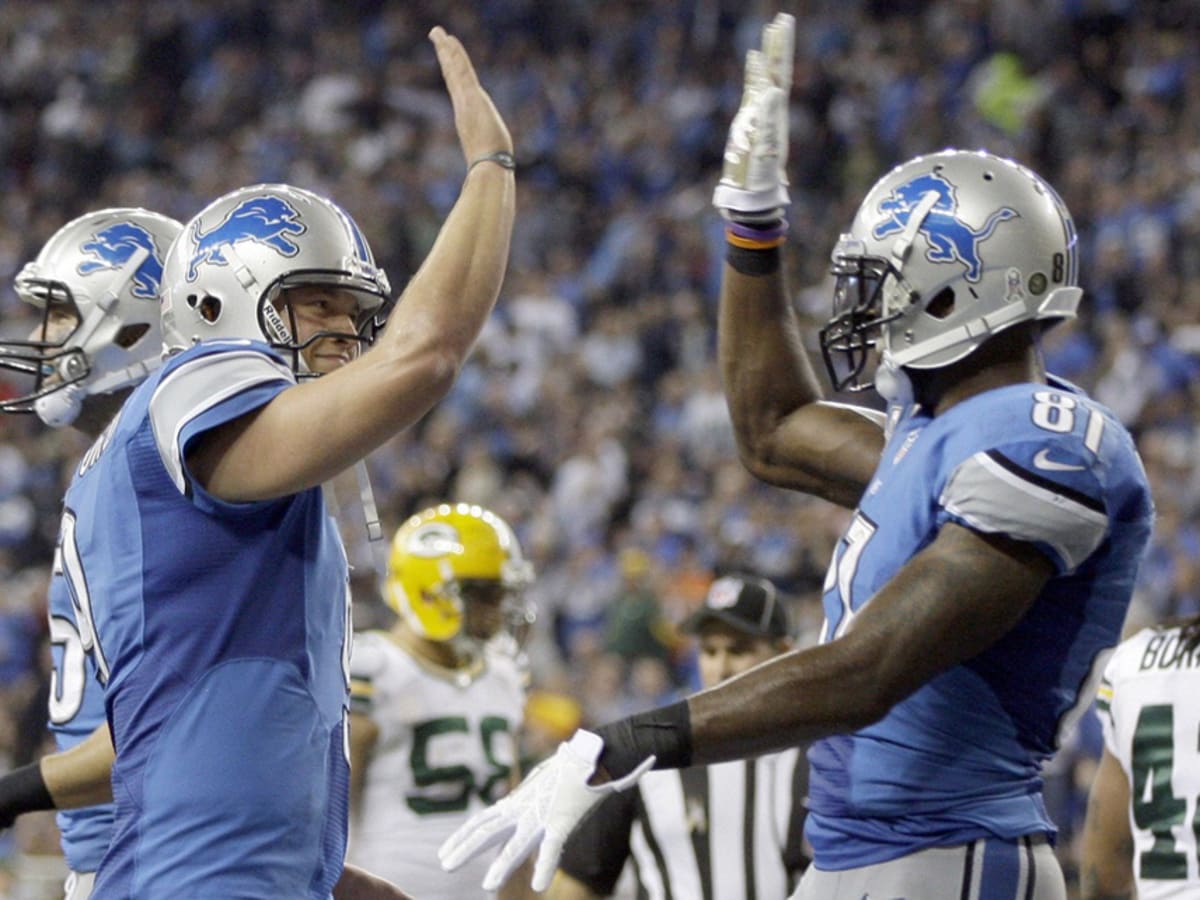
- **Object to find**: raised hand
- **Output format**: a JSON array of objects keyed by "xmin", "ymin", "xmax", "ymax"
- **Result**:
[
  {"xmin": 429, "ymin": 26, "xmax": 514, "ymax": 165},
  {"xmin": 712, "ymin": 13, "xmax": 795, "ymax": 223}
]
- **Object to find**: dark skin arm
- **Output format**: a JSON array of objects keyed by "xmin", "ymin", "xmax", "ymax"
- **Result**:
[
  {"xmin": 1079, "ymin": 747, "xmax": 1135, "ymax": 900},
  {"xmin": 718, "ymin": 263, "xmax": 885, "ymax": 509},
  {"xmin": 686, "ymin": 522, "xmax": 1055, "ymax": 763}
]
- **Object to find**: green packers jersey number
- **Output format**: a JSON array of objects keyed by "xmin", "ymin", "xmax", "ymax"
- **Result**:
[
  {"xmin": 407, "ymin": 715, "xmax": 512, "ymax": 815},
  {"xmin": 1131, "ymin": 703, "xmax": 1197, "ymax": 879}
]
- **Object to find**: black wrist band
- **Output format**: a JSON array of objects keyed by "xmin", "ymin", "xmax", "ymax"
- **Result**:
[
  {"xmin": 0, "ymin": 762, "xmax": 55, "ymax": 820},
  {"xmin": 727, "ymin": 243, "xmax": 782, "ymax": 276},
  {"xmin": 594, "ymin": 700, "xmax": 693, "ymax": 778}
]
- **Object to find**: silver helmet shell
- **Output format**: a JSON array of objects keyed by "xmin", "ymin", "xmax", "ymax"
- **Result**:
[
  {"xmin": 1, "ymin": 208, "xmax": 182, "ymax": 426},
  {"xmin": 160, "ymin": 184, "xmax": 391, "ymax": 370},
  {"xmin": 820, "ymin": 149, "xmax": 1081, "ymax": 391}
]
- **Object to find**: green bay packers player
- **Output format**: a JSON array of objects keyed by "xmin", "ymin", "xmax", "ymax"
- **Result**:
[
  {"xmin": 1081, "ymin": 612, "xmax": 1200, "ymax": 898},
  {"xmin": 348, "ymin": 503, "xmax": 535, "ymax": 899}
]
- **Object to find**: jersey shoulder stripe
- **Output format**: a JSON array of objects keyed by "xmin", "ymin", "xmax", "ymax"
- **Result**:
[
  {"xmin": 940, "ymin": 449, "xmax": 1108, "ymax": 572},
  {"xmin": 149, "ymin": 346, "xmax": 293, "ymax": 493}
]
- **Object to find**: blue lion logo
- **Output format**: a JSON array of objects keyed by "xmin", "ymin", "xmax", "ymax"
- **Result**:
[
  {"xmin": 872, "ymin": 173, "xmax": 1018, "ymax": 282},
  {"xmin": 77, "ymin": 223, "xmax": 164, "ymax": 299},
  {"xmin": 186, "ymin": 196, "xmax": 306, "ymax": 282}
]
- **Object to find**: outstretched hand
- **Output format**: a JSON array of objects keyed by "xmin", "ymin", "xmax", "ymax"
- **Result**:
[
  {"xmin": 429, "ymin": 26, "xmax": 513, "ymax": 165},
  {"xmin": 438, "ymin": 730, "xmax": 653, "ymax": 893}
]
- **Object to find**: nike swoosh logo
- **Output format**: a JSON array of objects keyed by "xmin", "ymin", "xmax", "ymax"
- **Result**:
[{"xmin": 1033, "ymin": 448, "xmax": 1086, "ymax": 472}]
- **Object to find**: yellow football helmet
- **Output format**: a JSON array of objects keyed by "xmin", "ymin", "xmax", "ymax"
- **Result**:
[{"xmin": 386, "ymin": 503, "xmax": 534, "ymax": 643}]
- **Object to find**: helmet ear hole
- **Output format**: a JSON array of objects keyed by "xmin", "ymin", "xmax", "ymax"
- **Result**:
[
  {"xmin": 186, "ymin": 294, "xmax": 223, "ymax": 324},
  {"xmin": 113, "ymin": 323, "xmax": 151, "ymax": 349},
  {"xmin": 925, "ymin": 287, "xmax": 956, "ymax": 320}
]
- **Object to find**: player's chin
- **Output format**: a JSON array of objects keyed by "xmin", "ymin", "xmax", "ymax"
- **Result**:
[{"xmin": 307, "ymin": 353, "xmax": 354, "ymax": 374}]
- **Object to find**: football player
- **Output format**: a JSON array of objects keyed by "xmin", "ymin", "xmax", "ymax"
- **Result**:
[
  {"xmin": 57, "ymin": 26, "xmax": 513, "ymax": 899},
  {"xmin": 0, "ymin": 207, "xmax": 182, "ymax": 900},
  {"xmin": 348, "ymin": 503, "xmax": 535, "ymax": 899},
  {"xmin": 1081, "ymin": 613, "xmax": 1200, "ymax": 898},
  {"xmin": 439, "ymin": 13, "xmax": 1153, "ymax": 900}
]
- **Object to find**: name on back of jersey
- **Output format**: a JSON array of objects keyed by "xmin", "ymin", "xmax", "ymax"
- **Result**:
[{"xmin": 1139, "ymin": 631, "xmax": 1200, "ymax": 672}]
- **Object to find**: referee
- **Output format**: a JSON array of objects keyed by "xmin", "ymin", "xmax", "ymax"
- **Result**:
[{"xmin": 549, "ymin": 574, "xmax": 809, "ymax": 899}]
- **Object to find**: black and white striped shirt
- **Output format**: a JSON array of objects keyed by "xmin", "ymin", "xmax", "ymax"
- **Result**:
[{"xmin": 559, "ymin": 748, "xmax": 809, "ymax": 899}]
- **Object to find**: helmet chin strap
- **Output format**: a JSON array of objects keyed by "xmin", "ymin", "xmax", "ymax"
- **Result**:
[
  {"xmin": 355, "ymin": 460, "xmax": 383, "ymax": 542},
  {"xmin": 873, "ymin": 353, "xmax": 914, "ymax": 407},
  {"xmin": 34, "ymin": 383, "xmax": 84, "ymax": 428}
]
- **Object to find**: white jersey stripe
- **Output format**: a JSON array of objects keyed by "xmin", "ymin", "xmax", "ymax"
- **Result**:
[{"xmin": 149, "ymin": 349, "xmax": 293, "ymax": 493}]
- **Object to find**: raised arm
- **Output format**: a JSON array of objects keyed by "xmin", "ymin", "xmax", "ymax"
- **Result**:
[
  {"xmin": 713, "ymin": 14, "xmax": 881, "ymax": 509},
  {"xmin": 192, "ymin": 27, "xmax": 516, "ymax": 502},
  {"xmin": 719, "ymin": 264, "xmax": 884, "ymax": 508}
]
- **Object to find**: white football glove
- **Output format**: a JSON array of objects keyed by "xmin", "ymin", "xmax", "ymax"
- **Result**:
[
  {"xmin": 437, "ymin": 729, "xmax": 654, "ymax": 893},
  {"xmin": 712, "ymin": 12, "xmax": 795, "ymax": 223}
]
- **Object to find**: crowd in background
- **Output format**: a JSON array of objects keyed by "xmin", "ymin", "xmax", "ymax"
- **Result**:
[{"xmin": 0, "ymin": 0, "xmax": 1197, "ymax": 895}]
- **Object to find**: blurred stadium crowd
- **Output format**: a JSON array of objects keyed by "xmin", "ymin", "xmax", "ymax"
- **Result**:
[{"xmin": 0, "ymin": 0, "xmax": 1197, "ymax": 894}]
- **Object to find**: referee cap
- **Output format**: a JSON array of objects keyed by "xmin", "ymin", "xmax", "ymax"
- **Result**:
[{"xmin": 681, "ymin": 574, "xmax": 791, "ymax": 640}]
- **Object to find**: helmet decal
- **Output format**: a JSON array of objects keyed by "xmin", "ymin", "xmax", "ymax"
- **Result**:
[
  {"xmin": 871, "ymin": 172, "xmax": 1019, "ymax": 283},
  {"xmin": 186, "ymin": 196, "xmax": 307, "ymax": 281},
  {"xmin": 407, "ymin": 521, "xmax": 464, "ymax": 558},
  {"xmin": 77, "ymin": 223, "xmax": 165, "ymax": 299}
]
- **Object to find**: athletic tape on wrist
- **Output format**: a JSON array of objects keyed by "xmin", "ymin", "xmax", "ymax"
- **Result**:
[
  {"xmin": 0, "ymin": 762, "xmax": 54, "ymax": 821},
  {"xmin": 594, "ymin": 700, "xmax": 693, "ymax": 778},
  {"xmin": 726, "ymin": 243, "xmax": 782, "ymax": 276}
]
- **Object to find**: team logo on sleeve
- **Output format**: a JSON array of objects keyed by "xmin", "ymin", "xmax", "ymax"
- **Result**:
[
  {"xmin": 871, "ymin": 173, "xmax": 1018, "ymax": 282},
  {"xmin": 77, "ymin": 223, "xmax": 165, "ymax": 299},
  {"xmin": 186, "ymin": 196, "xmax": 306, "ymax": 281}
]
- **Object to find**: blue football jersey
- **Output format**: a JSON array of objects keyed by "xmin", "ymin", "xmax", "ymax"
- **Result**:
[
  {"xmin": 46, "ymin": 558, "xmax": 112, "ymax": 872},
  {"xmin": 61, "ymin": 340, "xmax": 353, "ymax": 899},
  {"xmin": 806, "ymin": 379, "xmax": 1153, "ymax": 869}
]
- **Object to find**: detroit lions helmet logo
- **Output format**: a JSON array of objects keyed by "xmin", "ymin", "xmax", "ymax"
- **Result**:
[
  {"xmin": 77, "ymin": 223, "xmax": 164, "ymax": 299},
  {"xmin": 871, "ymin": 173, "xmax": 1018, "ymax": 282},
  {"xmin": 186, "ymin": 196, "xmax": 306, "ymax": 282}
]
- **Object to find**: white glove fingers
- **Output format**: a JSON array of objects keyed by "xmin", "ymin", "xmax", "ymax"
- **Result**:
[
  {"xmin": 438, "ymin": 805, "xmax": 512, "ymax": 870},
  {"xmin": 482, "ymin": 821, "xmax": 544, "ymax": 892},
  {"xmin": 530, "ymin": 832, "xmax": 568, "ymax": 893},
  {"xmin": 763, "ymin": 13, "xmax": 795, "ymax": 89}
]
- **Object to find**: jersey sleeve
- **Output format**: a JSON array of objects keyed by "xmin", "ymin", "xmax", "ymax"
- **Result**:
[
  {"xmin": 148, "ymin": 344, "xmax": 294, "ymax": 507},
  {"xmin": 557, "ymin": 786, "xmax": 639, "ymax": 894},
  {"xmin": 1095, "ymin": 629, "xmax": 1154, "ymax": 762},
  {"xmin": 938, "ymin": 438, "xmax": 1109, "ymax": 574}
]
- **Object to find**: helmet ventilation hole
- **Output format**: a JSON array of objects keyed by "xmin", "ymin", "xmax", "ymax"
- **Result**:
[
  {"xmin": 186, "ymin": 294, "xmax": 223, "ymax": 324},
  {"xmin": 925, "ymin": 287, "xmax": 956, "ymax": 319},
  {"xmin": 114, "ymin": 323, "xmax": 150, "ymax": 349}
]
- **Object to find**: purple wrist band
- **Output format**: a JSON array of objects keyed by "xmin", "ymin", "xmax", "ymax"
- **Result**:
[{"xmin": 727, "ymin": 219, "xmax": 788, "ymax": 241}]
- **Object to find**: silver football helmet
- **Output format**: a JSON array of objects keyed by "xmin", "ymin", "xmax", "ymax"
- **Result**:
[
  {"xmin": 0, "ymin": 208, "xmax": 182, "ymax": 427},
  {"xmin": 159, "ymin": 184, "xmax": 392, "ymax": 373},
  {"xmin": 819, "ymin": 149, "xmax": 1081, "ymax": 391}
]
